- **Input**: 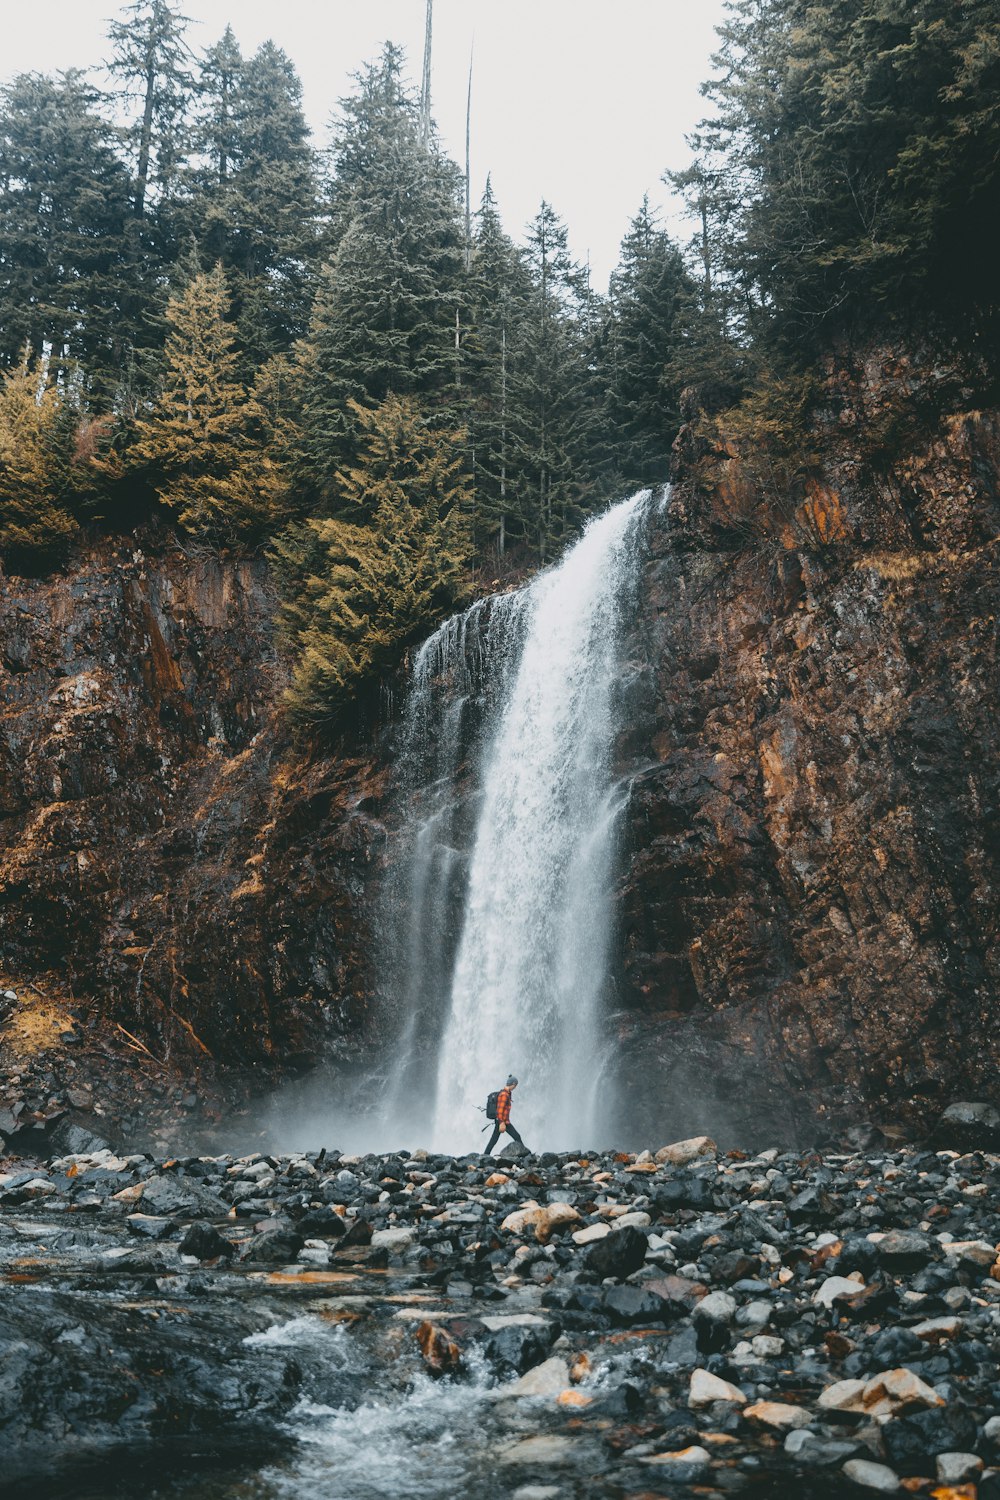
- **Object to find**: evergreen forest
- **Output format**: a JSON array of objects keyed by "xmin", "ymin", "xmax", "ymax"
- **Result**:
[{"xmin": 1, "ymin": 0, "xmax": 999, "ymax": 729}]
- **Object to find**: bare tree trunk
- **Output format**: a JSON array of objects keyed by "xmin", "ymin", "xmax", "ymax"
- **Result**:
[
  {"xmin": 136, "ymin": 58, "xmax": 156, "ymax": 216},
  {"xmin": 420, "ymin": 0, "xmax": 433, "ymax": 145},
  {"xmin": 499, "ymin": 322, "xmax": 507, "ymax": 556},
  {"xmin": 465, "ymin": 43, "xmax": 474, "ymax": 271}
]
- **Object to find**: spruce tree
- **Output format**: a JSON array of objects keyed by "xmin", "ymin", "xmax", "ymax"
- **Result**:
[
  {"xmin": 600, "ymin": 198, "xmax": 692, "ymax": 488},
  {"xmin": 107, "ymin": 0, "xmax": 192, "ymax": 218},
  {"xmin": 508, "ymin": 201, "xmax": 599, "ymax": 559},
  {"xmin": 464, "ymin": 178, "xmax": 534, "ymax": 555},
  {"xmin": 184, "ymin": 36, "xmax": 321, "ymax": 365},
  {"xmin": 299, "ymin": 45, "xmax": 466, "ymax": 492},
  {"xmin": 0, "ymin": 72, "xmax": 133, "ymax": 395},
  {"xmin": 127, "ymin": 264, "xmax": 291, "ymax": 542},
  {"xmin": 273, "ymin": 394, "xmax": 472, "ymax": 728},
  {"xmin": 0, "ymin": 350, "xmax": 79, "ymax": 570}
]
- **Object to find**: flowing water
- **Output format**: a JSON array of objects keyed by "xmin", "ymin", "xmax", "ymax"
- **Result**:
[{"xmin": 395, "ymin": 490, "xmax": 654, "ymax": 1153}]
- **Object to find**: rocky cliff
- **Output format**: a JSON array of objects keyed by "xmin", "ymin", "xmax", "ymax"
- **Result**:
[
  {"xmin": 0, "ymin": 346, "xmax": 997, "ymax": 1151},
  {"xmin": 612, "ymin": 346, "xmax": 1000, "ymax": 1143},
  {"xmin": 0, "ymin": 542, "xmax": 388, "ymax": 1148}
]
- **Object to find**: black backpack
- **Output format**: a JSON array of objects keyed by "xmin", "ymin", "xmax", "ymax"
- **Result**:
[{"xmin": 485, "ymin": 1090, "xmax": 500, "ymax": 1120}]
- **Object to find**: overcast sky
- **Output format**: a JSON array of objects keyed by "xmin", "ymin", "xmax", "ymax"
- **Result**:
[{"xmin": 2, "ymin": 0, "xmax": 728, "ymax": 291}]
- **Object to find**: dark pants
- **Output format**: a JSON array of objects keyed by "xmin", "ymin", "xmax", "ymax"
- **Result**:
[{"xmin": 485, "ymin": 1120, "xmax": 525, "ymax": 1154}]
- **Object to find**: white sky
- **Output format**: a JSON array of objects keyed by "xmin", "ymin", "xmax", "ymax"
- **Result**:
[{"xmin": 1, "ymin": 0, "xmax": 728, "ymax": 290}]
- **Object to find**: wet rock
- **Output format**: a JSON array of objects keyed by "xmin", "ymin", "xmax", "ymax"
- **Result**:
[
  {"xmin": 49, "ymin": 1121, "xmax": 111, "ymax": 1156},
  {"xmin": 816, "ymin": 1275, "xmax": 866, "ymax": 1308},
  {"xmin": 296, "ymin": 1206, "xmax": 347, "ymax": 1239},
  {"xmin": 126, "ymin": 1213, "xmax": 175, "ymax": 1240},
  {"xmin": 416, "ymin": 1320, "xmax": 463, "ymax": 1375},
  {"xmin": 178, "ymin": 1221, "xmax": 233, "ymax": 1260},
  {"xmin": 502, "ymin": 1357, "xmax": 571, "ymax": 1397},
  {"xmin": 882, "ymin": 1405, "xmax": 978, "ymax": 1469},
  {"xmin": 639, "ymin": 1444, "xmax": 711, "ymax": 1476},
  {"xmin": 601, "ymin": 1285, "xmax": 668, "ymax": 1326},
  {"xmin": 583, "ymin": 1224, "xmax": 647, "ymax": 1281},
  {"xmin": 370, "ymin": 1227, "xmax": 416, "ymax": 1255},
  {"xmin": 498, "ymin": 1435, "xmax": 573, "ymax": 1465},
  {"xmin": 140, "ymin": 1174, "xmax": 226, "ymax": 1219},
  {"xmin": 240, "ymin": 1227, "xmax": 304, "ymax": 1264},
  {"xmin": 876, "ymin": 1229, "xmax": 936, "ymax": 1268},
  {"xmin": 484, "ymin": 1321, "xmax": 558, "ymax": 1377}
]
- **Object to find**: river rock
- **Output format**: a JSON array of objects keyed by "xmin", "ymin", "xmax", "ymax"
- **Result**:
[
  {"xmin": 936, "ymin": 1452, "xmax": 984, "ymax": 1484},
  {"xmin": 842, "ymin": 1458, "xmax": 901, "ymax": 1492},
  {"xmin": 572, "ymin": 1222, "xmax": 610, "ymax": 1245},
  {"xmin": 689, "ymin": 1368, "xmax": 747, "ymax": 1407},
  {"xmin": 655, "ymin": 1136, "xmax": 717, "ymax": 1166},
  {"xmin": 485, "ymin": 1321, "xmax": 558, "ymax": 1377},
  {"xmin": 743, "ymin": 1401, "xmax": 812, "ymax": 1431},
  {"xmin": 139, "ymin": 1174, "xmax": 226, "ymax": 1219},
  {"xmin": 240, "ymin": 1226, "xmax": 304, "ymax": 1264},
  {"xmin": 583, "ymin": 1224, "xmax": 647, "ymax": 1280},
  {"xmin": 502, "ymin": 1357, "xmax": 571, "ymax": 1397},
  {"xmin": 178, "ymin": 1221, "xmax": 232, "ymax": 1260},
  {"xmin": 499, "ymin": 1435, "xmax": 573, "ymax": 1465},
  {"xmin": 370, "ymin": 1227, "xmax": 416, "ymax": 1254}
]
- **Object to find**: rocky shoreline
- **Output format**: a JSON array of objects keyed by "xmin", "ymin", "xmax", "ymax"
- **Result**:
[{"xmin": 5, "ymin": 1121, "xmax": 1000, "ymax": 1498}]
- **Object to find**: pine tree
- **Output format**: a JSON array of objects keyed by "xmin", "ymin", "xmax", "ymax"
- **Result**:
[
  {"xmin": 508, "ymin": 201, "xmax": 599, "ymax": 559},
  {"xmin": 107, "ymin": 0, "xmax": 192, "ymax": 218},
  {"xmin": 127, "ymin": 264, "xmax": 291, "ymax": 542},
  {"xmin": 184, "ymin": 36, "xmax": 321, "ymax": 365},
  {"xmin": 0, "ymin": 349, "xmax": 79, "ymax": 570},
  {"xmin": 299, "ymin": 45, "xmax": 466, "ymax": 492},
  {"xmin": 463, "ymin": 178, "xmax": 534, "ymax": 555},
  {"xmin": 0, "ymin": 72, "xmax": 133, "ymax": 396},
  {"xmin": 273, "ymin": 394, "xmax": 472, "ymax": 728},
  {"xmin": 600, "ymin": 197, "xmax": 692, "ymax": 488},
  {"xmin": 682, "ymin": 0, "xmax": 1000, "ymax": 358}
]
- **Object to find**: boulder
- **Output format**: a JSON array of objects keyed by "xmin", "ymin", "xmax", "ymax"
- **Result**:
[
  {"xmin": 583, "ymin": 1224, "xmax": 648, "ymax": 1281},
  {"xmin": 933, "ymin": 1101, "xmax": 1000, "ymax": 1150},
  {"xmin": 484, "ymin": 1321, "xmax": 557, "ymax": 1377},
  {"xmin": 178, "ymin": 1221, "xmax": 233, "ymax": 1260},
  {"xmin": 502, "ymin": 1357, "xmax": 570, "ymax": 1397},
  {"xmin": 743, "ymin": 1401, "xmax": 812, "ymax": 1431},
  {"xmin": 841, "ymin": 1458, "xmax": 901, "ymax": 1492},
  {"xmin": 655, "ymin": 1136, "xmax": 717, "ymax": 1166},
  {"xmin": 689, "ymin": 1368, "xmax": 747, "ymax": 1407}
]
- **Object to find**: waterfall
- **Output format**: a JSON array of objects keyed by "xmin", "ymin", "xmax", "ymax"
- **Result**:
[{"xmin": 389, "ymin": 490, "xmax": 653, "ymax": 1154}]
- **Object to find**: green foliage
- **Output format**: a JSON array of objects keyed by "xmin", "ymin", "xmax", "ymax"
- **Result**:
[
  {"xmin": 297, "ymin": 45, "xmax": 467, "ymax": 491},
  {"xmin": 0, "ymin": 72, "xmax": 133, "ymax": 397},
  {"xmin": 0, "ymin": 350, "xmax": 80, "ymax": 570},
  {"xmin": 273, "ymin": 395, "xmax": 473, "ymax": 728},
  {"xmin": 180, "ymin": 35, "xmax": 321, "ymax": 365},
  {"xmin": 680, "ymin": 0, "xmax": 1000, "ymax": 357},
  {"xmin": 598, "ymin": 197, "xmax": 693, "ymax": 489},
  {"xmin": 127, "ymin": 265, "xmax": 292, "ymax": 543}
]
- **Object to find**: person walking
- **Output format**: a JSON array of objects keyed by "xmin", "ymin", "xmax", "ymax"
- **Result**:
[{"xmin": 484, "ymin": 1075, "xmax": 528, "ymax": 1155}]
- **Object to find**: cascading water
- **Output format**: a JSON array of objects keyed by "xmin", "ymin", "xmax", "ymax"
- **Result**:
[{"xmin": 389, "ymin": 490, "xmax": 654, "ymax": 1154}]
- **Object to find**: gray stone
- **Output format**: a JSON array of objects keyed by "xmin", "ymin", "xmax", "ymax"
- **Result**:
[
  {"xmin": 841, "ymin": 1458, "xmax": 900, "ymax": 1492},
  {"xmin": 935, "ymin": 1452, "xmax": 983, "ymax": 1485}
]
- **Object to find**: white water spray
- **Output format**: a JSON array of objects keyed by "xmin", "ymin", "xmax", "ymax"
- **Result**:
[{"xmin": 428, "ymin": 491, "xmax": 651, "ymax": 1151}]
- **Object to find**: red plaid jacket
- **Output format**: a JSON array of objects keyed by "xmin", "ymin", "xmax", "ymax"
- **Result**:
[{"xmin": 496, "ymin": 1088, "xmax": 512, "ymax": 1127}]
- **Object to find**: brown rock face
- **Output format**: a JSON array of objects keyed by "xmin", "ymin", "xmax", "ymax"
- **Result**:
[
  {"xmin": 0, "ymin": 543, "xmax": 386, "ymax": 1117},
  {"xmin": 611, "ymin": 348, "xmax": 1000, "ymax": 1143},
  {"xmin": 1, "ymin": 345, "xmax": 997, "ymax": 1148}
]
